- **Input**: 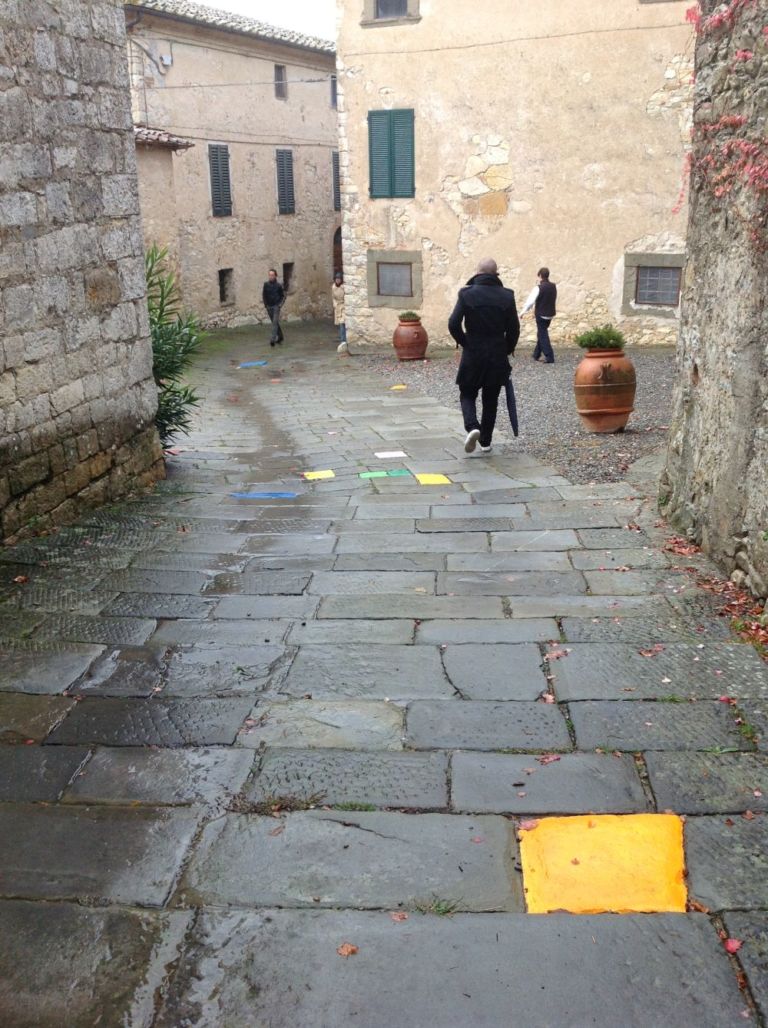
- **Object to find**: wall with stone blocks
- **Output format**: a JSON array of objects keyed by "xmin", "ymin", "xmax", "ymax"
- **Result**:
[
  {"xmin": 0, "ymin": 0, "xmax": 164, "ymax": 540},
  {"xmin": 662, "ymin": 0, "xmax": 768, "ymax": 600}
]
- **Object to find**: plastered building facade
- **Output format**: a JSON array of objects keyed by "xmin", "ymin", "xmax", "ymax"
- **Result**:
[
  {"xmin": 336, "ymin": 0, "xmax": 694, "ymax": 348},
  {"xmin": 125, "ymin": 0, "xmax": 341, "ymax": 327}
]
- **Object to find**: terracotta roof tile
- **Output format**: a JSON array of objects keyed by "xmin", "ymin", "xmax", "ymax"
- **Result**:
[
  {"xmin": 133, "ymin": 125, "xmax": 195, "ymax": 149},
  {"xmin": 126, "ymin": 0, "xmax": 335, "ymax": 54}
]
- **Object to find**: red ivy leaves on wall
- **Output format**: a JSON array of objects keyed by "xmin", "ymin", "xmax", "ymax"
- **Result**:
[
  {"xmin": 683, "ymin": 0, "xmax": 768, "ymax": 251},
  {"xmin": 686, "ymin": 0, "xmax": 759, "ymax": 35}
]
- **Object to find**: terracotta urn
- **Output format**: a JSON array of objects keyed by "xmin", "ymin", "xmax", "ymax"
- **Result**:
[
  {"xmin": 392, "ymin": 315, "xmax": 428, "ymax": 361},
  {"xmin": 574, "ymin": 348, "xmax": 636, "ymax": 433}
]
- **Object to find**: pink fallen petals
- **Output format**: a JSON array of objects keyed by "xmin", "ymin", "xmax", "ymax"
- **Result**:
[
  {"xmin": 536, "ymin": 754, "xmax": 561, "ymax": 766},
  {"xmin": 337, "ymin": 943, "xmax": 359, "ymax": 958},
  {"xmin": 390, "ymin": 912, "xmax": 409, "ymax": 922},
  {"xmin": 724, "ymin": 938, "xmax": 743, "ymax": 954},
  {"xmin": 518, "ymin": 819, "xmax": 540, "ymax": 832}
]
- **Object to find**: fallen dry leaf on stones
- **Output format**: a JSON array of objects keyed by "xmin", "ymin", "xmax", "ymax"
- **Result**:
[
  {"xmin": 664, "ymin": 536, "xmax": 701, "ymax": 557},
  {"xmin": 537, "ymin": 754, "xmax": 561, "ymax": 765},
  {"xmin": 518, "ymin": 819, "xmax": 540, "ymax": 832},
  {"xmin": 337, "ymin": 943, "xmax": 359, "ymax": 958},
  {"xmin": 268, "ymin": 825, "xmax": 285, "ymax": 837},
  {"xmin": 688, "ymin": 899, "xmax": 710, "ymax": 914},
  {"xmin": 12, "ymin": 575, "xmax": 29, "ymax": 584},
  {"xmin": 390, "ymin": 912, "xmax": 409, "ymax": 922},
  {"xmin": 638, "ymin": 644, "xmax": 665, "ymax": 657}
]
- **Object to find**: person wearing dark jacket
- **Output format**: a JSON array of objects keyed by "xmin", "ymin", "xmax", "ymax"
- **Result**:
[
  {"xmin": 448, "ymin": 258, "xmax": 520, "ymax": 453},
  {"xmin": 262, "ymin": 268, "xmax": 285, "ymax": 346},
  {"xmin": 520, "ymin": 266, "xmax": 557, "ymax": 363}
]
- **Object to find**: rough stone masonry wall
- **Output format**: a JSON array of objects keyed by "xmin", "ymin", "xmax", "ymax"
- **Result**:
[
  {"xmin": 662, "ymin": 0, "xmax": 768, "ymax": 599},
  {"xmin": 0, "ymin": 0, "xmax": 164, "ymax": 540}
]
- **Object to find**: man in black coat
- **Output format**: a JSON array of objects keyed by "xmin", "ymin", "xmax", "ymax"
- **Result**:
[
  {"xmin": 262, "ymin": 268, "xmax": 285, "ymax": 346},
  {"xmin": 448, "ymin": 258, "xmax": 520, "ymax": 453}
]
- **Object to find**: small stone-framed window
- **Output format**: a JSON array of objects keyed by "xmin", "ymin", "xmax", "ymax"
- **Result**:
[
  {"xmin": 362, "ymin": 0, "xmax": 420, "ymax": 26},
  {"xmin": 622, "ymin": 252, "xmax": 685, "ymax": 318},
  {"xmin": 367, "ymin": 249, "xmax": 422, "ymax": 309},
  {"xmin": 636, "ymin": 266, "xmax": 682, "ymax": 306},
  {"xmin": 283, "ymin": 261, "xmax": 294, "ymax": 294},
  {"xmin": 218, "ymin": 268, "xmax": 234, "ymax": 305},
  {"xmin": 330, "ymin": 74, "xmax": 338, "ymax": 109}
]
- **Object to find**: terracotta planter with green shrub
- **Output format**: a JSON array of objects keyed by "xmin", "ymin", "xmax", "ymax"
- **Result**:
[
  {"xmin": 392, "ymin": 311, "xmax": 428, "ymax": 361},
  {"xmin": 573, "ymin": 325, "xmax": 636, "ymax": 433}
]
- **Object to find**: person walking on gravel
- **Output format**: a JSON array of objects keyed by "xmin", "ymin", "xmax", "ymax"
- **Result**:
[
  {"xmin": 449, "ymin": 258, "xmax": 520, "ymax": 454},
  {"xmin": 520, "ymin": 266, "xmax": 557, "ymax": 363},
  {"xmin": 262, "ymin": 268, "xmax": 285, "ymax": 347}
]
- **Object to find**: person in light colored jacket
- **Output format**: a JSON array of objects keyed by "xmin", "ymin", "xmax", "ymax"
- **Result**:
[{"xmin": 332, "ymin": 272, "xmax": 346, "ymax": 345}]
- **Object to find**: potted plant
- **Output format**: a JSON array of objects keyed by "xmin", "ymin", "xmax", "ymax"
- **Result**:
[
  {"xmin": 573, "ymin": 324, "xmax": 636, "ymax": 433},
  {"xmin": 392, "ymin": 311, "xmax": 428, "ymax": 361}
]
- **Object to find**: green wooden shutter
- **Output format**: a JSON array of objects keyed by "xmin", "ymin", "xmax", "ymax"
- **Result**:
[
  {"xmin": 209, "ymin": 144, "xmax": 232, "ymax": 217},
  {"xmin": 368, "ymin": 110, "xmax": 392, "ymax": 198},
  {"xmin": 368, "ymin": 110, "xmax": 414, "ymax": 199},
  {"xmin": 276, "ymin": 149, "xmax": 295, "ymax": 214},
  {"xmin": 391, "ymin": 109, "xmax": 415, "ymax": 198},
  {"xmin": 332, "ymin": 151, "xmax": 341, "ymax": 211}
]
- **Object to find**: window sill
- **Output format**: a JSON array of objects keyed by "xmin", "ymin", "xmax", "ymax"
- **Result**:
[{"xmin": 361, "ymin": 15, "xmax": 421, "ymax": 27}]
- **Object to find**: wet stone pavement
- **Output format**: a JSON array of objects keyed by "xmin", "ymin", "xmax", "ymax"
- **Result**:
[{"xmin": 1, "ymin": 322, "xmax": 767, "ymax": 1027}]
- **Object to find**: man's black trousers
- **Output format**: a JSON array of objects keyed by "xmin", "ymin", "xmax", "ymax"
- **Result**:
[{"xmin": 460, "ymin": 381, "xmax": 502, "ymax": 447}]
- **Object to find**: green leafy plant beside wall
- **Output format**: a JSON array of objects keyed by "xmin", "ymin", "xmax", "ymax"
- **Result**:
[{"xmin": 145, "ymin": 245, "xmax": 202, "ymax": 444}]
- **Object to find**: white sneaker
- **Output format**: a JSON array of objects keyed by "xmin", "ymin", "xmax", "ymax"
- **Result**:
[
  {"xmin": 464, "ymin": 429, "xmax": 481, "ymax": 453},
  {"xmin": 480, "ymin": 444, "xmax": 492, "ymax": 453}
]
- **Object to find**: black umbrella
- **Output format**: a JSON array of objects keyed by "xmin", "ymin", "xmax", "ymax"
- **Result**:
[{"xmin": 505, "ymin": 376, "xmax": 519, "ymax": 437}]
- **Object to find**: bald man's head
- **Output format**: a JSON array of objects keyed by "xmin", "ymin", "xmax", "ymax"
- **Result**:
[{"xmin": 477, "ymin": 258, "xmax": 498, "ymax": 275}]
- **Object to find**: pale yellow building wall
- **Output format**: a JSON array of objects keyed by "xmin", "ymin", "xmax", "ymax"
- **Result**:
[
  {"xmin": 127, "ymin": 12, "xmax": 341, "ymax": 326},
  {"xmin": 337, "ymin": 0, "xmax": 693, "ymax": 349},
  {"xmin": 135, "ymin": 146, "xmax": 179, "ymax": 261}
]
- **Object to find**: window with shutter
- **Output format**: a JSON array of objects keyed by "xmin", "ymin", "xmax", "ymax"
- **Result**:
[
  {"xmin": 274, "ymin": 65, "xmax": 287, "ymax": 100},
  {"xmin": 277, "ymin": 149, "xmax": 296, "ymax": 214},
  {"xmin": 330, "ymin": 74, "xmax": 338, "ymax": 109},
  {"xmin": 276, "ymin": 149, "xmax": 295, "ymax": 214},
  {"xmin": 208, "ymin": 144, "xmax": 232, "ymax": 217},
  {"xmin": 368, "ymin": 109, "xmax": 414, "ymax": 199},
  {"xmin": 332, "ymin": 151, "xmax": 341, "ymax": 211}
]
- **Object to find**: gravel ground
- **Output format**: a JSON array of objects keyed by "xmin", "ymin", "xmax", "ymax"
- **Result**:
[{"xmin": 354, "ymin": 345, "xmax": 676, "ymax": 484}]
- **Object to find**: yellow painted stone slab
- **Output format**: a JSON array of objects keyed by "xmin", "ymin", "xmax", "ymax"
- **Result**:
[
  {"xmin": 390, "ymin": 384, "xmax": 408, "ymax": 391},
  {"xmin": 519, "ymin": 813, "xmax": 687, "ymax": 914},
  {"xmin": 303, "ymin": 470, "xmax": 335, "ymax": 481},
  {"xmin": 415, "ymin": 474, "xmax": 451, "ymax": 486}
]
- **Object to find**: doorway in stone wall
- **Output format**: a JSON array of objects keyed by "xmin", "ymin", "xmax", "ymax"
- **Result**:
[{"xmin": 333, "ymin": 227, "xmax": 343, "ymax": 277}]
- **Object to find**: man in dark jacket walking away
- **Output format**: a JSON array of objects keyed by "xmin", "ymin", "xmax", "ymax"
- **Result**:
[
  {"xmin": 262, "ymin": 268, "xmax": 285, "ymax": 346},
  {"xmin": 520, "ymin": 266, "xmax": 557, "ymax": 363},
  {"xmin": 449, "ymin": 258, "xmax": 520, "ymax": 454}
]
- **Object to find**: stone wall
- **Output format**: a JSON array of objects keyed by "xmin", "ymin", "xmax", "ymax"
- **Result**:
[
  {"xmin": 336, "ymin": 0, "xmax": 692, "ymax": 349},
  {"xmin": 662, "ymin": 0, "xmax": 768, "ymax": 599},
  {"xmin": 0, "ymin": 0, "xmax": 163, "ymax": 541}
]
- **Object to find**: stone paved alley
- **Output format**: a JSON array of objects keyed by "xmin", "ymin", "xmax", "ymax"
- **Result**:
[{"xmin": 1, "ymin": 324, "xmax": 767, "ymax": 1026}]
